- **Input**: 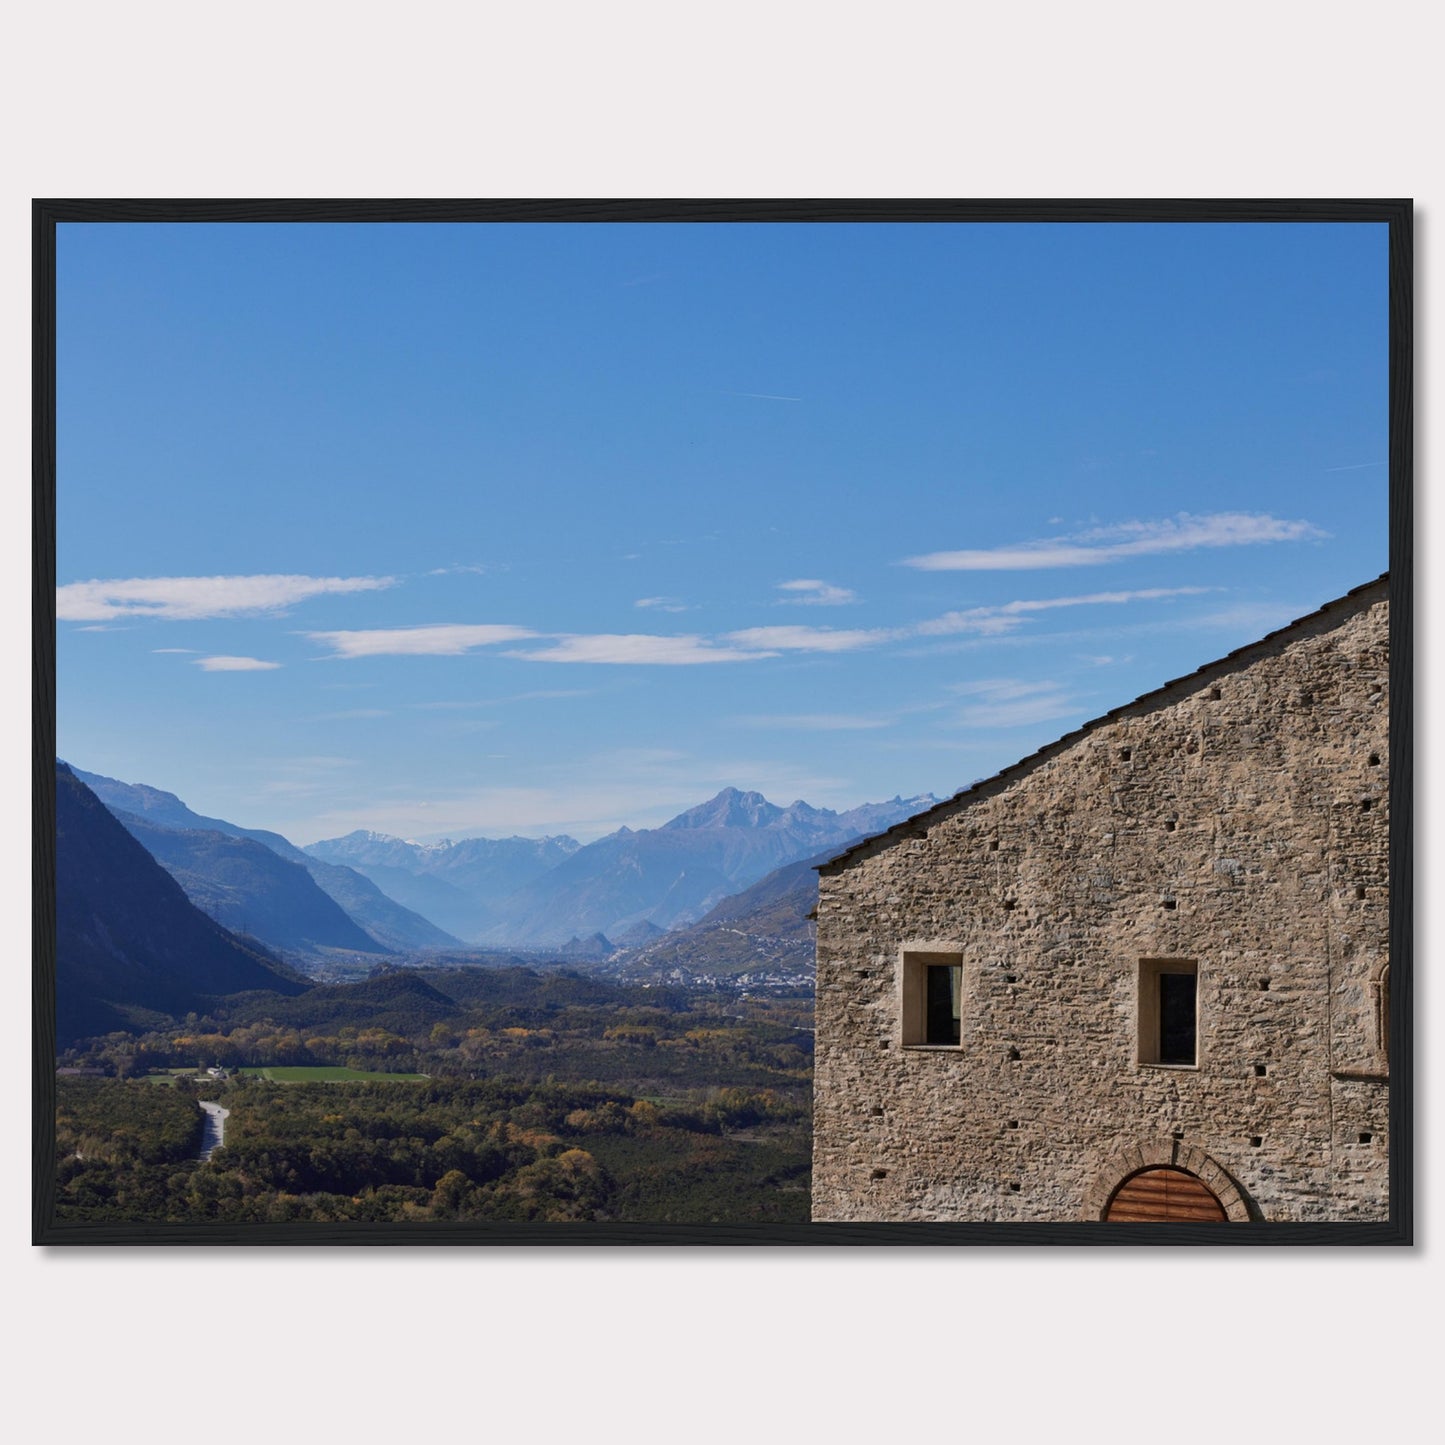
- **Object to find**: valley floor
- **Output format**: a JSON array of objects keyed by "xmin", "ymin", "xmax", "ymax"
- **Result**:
[{"xmin": 52, "ymin": 967, "xmax": 813, "ymax": 1226}]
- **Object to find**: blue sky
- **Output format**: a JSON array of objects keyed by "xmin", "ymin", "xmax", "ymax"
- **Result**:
[{"xmin": 55, "ymin": 221, "xmax": 1389, "ymax": 844}]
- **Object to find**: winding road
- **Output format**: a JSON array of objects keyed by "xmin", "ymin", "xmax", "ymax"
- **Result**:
[{"xmin": 198, "ymin": 1100, "xmax": 229, "ymax": 1161}]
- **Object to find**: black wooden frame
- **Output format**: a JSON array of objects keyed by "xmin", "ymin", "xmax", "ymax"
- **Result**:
[{"xmin": 33, "ymin": 198, "xmax": 1413, "ymax": 1245}]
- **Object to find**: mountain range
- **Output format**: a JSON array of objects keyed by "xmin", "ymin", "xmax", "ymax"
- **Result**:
[
  {"xmin": 304, "ymin": 788, "xmax": 938, "ymax": 947},
  {"xmin": 63, "ymin": 764, "xmax": 938, "ymax": 982},
  {"xmin": 54, "ymin": 763, "xmax": 307, "ymax": 1043},
  {"xmin": 70, "ymin": 766, "xmax": 460, "ymax": 959},
  {"xmin": 304, "ymin": 830, "xmax": 581, "ymax": 940}
]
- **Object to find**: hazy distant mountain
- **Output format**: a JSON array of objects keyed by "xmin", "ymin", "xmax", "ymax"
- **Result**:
[
  {"xmin": 54, "ymin": 763, "xmax": 307, "ymax": 1044},
  {"xmin": 113, "ymin": 811, "xmax": 386, "ymax": 957},
  {"xmin": 304, "ymin": 830, "xmax": 581, "ymax": 941},
  {"xmin": 617, "ymin": 848, "xmax": 831, "ymax": 981},
  {"xmin": 479, "ymin": 788, "xmax": 939, "ymax": 946},
  {"xmin": 70, "ymin": 767, "xmax": 461, "ymax": 954}
]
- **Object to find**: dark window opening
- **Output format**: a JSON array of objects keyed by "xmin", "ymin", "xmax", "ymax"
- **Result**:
[
  {"xmin": 1369, "ymin": 753, "xmax": 1381, "ymax": 766},
  {"xmin": 925, "ymin": 964, "xmax": 961, "ymax": 1045},
  {"xmin": 1158, "ymin": 972, "xmax": 1197, "ymax": 1065},
  {"xmin": 1254, "ymin": 1064, "xmax": 1267, "ymax": 1077},
  {"xmin": 1359, "ymin": 1133, "xmax": 1372, "ymax": 1145}
]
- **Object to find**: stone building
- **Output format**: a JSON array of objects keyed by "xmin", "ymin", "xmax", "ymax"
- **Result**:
[{"xmin": 811, "ymin": 577, "xmax": 1389, "ymax": 1223}]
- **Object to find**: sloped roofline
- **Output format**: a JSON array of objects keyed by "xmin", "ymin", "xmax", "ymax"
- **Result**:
[{"xmin": 818, "ymin": 574, "xmax": 1389, "ymax": 875}]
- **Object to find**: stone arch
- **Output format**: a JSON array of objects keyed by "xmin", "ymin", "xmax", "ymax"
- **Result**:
[{"xmin": 1082, "ymin": 1137, "xmax": 1254, "ymax": 1222}]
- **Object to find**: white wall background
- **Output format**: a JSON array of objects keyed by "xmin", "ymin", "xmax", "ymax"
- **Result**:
[{"xmin": 4, "ymin": 6, "xmax": 1437, "ymax": 1441}]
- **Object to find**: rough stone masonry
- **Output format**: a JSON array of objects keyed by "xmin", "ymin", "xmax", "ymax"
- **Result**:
[{"xmin": 811, "ymin": 578, "xmax": 1389, "ymax": 1223}]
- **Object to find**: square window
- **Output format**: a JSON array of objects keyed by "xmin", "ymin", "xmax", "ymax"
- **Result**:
[
  {"xmin": 1138, "ymin": 958, "xmax": 1199, "ymax": 1067},
  {"xmin": 901, "ymin": 951, "xmax": 963, "ymax": 1047}
]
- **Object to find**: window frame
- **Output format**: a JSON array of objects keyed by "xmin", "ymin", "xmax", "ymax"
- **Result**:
[
  {"xmin": 900, "ymin": 948, "xmax": 965, "ymax": 1050},
  {"xmin": 1136, "ymin": 957, "xmax": 1201, "ymax": 1069}
]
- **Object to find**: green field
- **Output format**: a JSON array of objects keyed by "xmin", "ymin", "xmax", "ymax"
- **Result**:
[{"xmin": 239, "ymin": 1066, "xmax": 429, "ymax": 1083}]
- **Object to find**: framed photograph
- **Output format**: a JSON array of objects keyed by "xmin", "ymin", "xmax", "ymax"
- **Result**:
[{"xmin": 33, "ymin": 200, "xmax": 1411, "ymax": 1244}]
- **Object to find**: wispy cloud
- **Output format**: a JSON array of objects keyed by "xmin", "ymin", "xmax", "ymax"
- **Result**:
[
  {"xmin": 730, "ymin": 712, "xmax": 897, "ymax": 731},
  {"xmin": 634, "ymin": 596, "xmax": 692, "ymax": 613},
  {"xmin": 777, "ymin": 579, "xmax": 857, "ymax": 607},
  {"xmin": 723, "ymin": 624, "xmax": 893, "ymax": 654},
  {"xmin": 427, "ymin": 563, "xmax": 497, "ymax": 576},
  {"xmin": 194, "ymin": 655, "xmax": 282, "ymax": 672},
  {"xmin": 506, "ymin": 634, "xmax": 771, "ymax": 665},
  {"xmin": 409, "ymin": 690, "xmax": 592, "ymax": 711},
  {"xmin": 58, "ymin": 573, "xmax": 398, "ymax": 622},
  {"xmin": 724, "ymin": 391, "xmax": 802, "ymax": 402},
  {"xmin": 303, "ymin": 587, "xmax": 1209, "ymax": 670},
  {"xmin": 947, "ymin": 678, "xmax": 1083, "ymax": 729},
  {"xmin": 916, "ymin": 587, "xmax": 1212, "ymax": 633},
  {"xmin": 725, "ymin": 588, "xmax": 1206, "ymax": 655},
  {"xmin": 1184, "ymin": 602, "xmax": 1306, "ymax": 634},
  {"xmin": 904, "ymin": 513, "xmax": 1326, "ymax": 571},
  {"xmin": 1322, "ymin": 462, "xmax": 1386, "ymax": 473},
  {"xmin": 307, "ymin": 708, "xmax": 391, "ymax": 720},
  {"xmin": 306, "ymin": 623, "xmax": 538, "ymax": 658}
]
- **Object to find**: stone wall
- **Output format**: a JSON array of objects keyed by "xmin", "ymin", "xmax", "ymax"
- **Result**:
[{"xmin": 811, "ymin": 584, "xmax": 1389, "ymax": 1223}]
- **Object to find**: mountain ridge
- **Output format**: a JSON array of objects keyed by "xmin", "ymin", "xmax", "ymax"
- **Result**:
[
  {"xmin": 54, "ymin": 763, "xmax": 308, "ymax": 1044},
  {"xmin": 70, "ymin": 766, "xmax": 461, "ymax": 956}
]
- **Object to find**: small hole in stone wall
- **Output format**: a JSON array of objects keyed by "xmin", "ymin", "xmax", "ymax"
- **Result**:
[
  {"xmin": 1008, "ymin": 1120, "xmax": 1019, "ymax": 1129},
  {"xmin": 1163, "ymin": 899, "xmax": 1176, "ymax": 910},
  {"xmin": 1361, "ymin": 798, "xmax": 1373, "ymax": 812},
  {"xmin": 857, "ymin": 969, "xmax": 872, "ymax": 978},
  {"xmin": 1004, "ymin": 974, "xmax": 1017, "ymax": 984},
  {"xmin": 1355, "ymin": 886, "xmax": 1367, "ymax": 900},
  {"xmin": 1255, "ymin": 1064, "xmax": 1268, "ymax": 1077},
  {"xmin": 1259, "ymin": 978, "xmax": 1271, "ymax": 991},
  {"xmin": 1003, "ymin": 899, "xmax": 1017, "ymax": 911},
  {"xmin": 1172, "ymin": 1130, "xmax": 1185, "ymax": 1141},
  {"xmin": 1359, "ymin": 1133, "xmax": 1373, "ymax": 1145},
  {"xmin": 870, "ymin": 1106, "xmax": 884, "ymax": 1116},
  {"xmin": 1008, "ymin": 1182, "xmax": 1021, "ymax": 1192},
  {"xmin": 1120, "ymin": 747, "xmax": 1132, "ymax": 761},
  {"xmin": 1007, "ymin": 1046, "xmax": 1021, "ymax": 1061},
  {"xmin": 871, "ymin": 1168, "xmax": 888, "ymax": 1180},
  {"xmin": 1251, "ymin": 1136, "xmax": 1263, "ymax": 1148},
  {"xmin": 1369, "ymin": 753, "xmax": 1381, "ymax": 766},
  {"xmin": 1299, "ymin": 691, "xmax": 1313, "ymax": 706},
  {"xmin": 1209, "ymin": 687, "xmax": 1222, "ymax": 701},
  {"xmin": 1165, "ymin": 820, "xmax": 1177, "ymax": 832},
  {"xmin": 989, "ymin": 839, "xmax": 999, "ymax": 852}
]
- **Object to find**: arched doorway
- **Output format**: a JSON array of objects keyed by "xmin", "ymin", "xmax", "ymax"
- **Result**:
[{"xmin": 1103, "ymin": 1166, "xmax": 1229, "ymax": 1222}]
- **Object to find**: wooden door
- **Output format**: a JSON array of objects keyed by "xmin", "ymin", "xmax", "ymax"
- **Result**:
[{"xmin": 1103, "ymin": 1166, "xmax": 1228, "ymax": 1222}]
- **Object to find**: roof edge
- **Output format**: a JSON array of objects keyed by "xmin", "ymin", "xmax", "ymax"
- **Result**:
[{"xmin": 817, "ymin": 574, "xmax": 1389, "ymax": 875}]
